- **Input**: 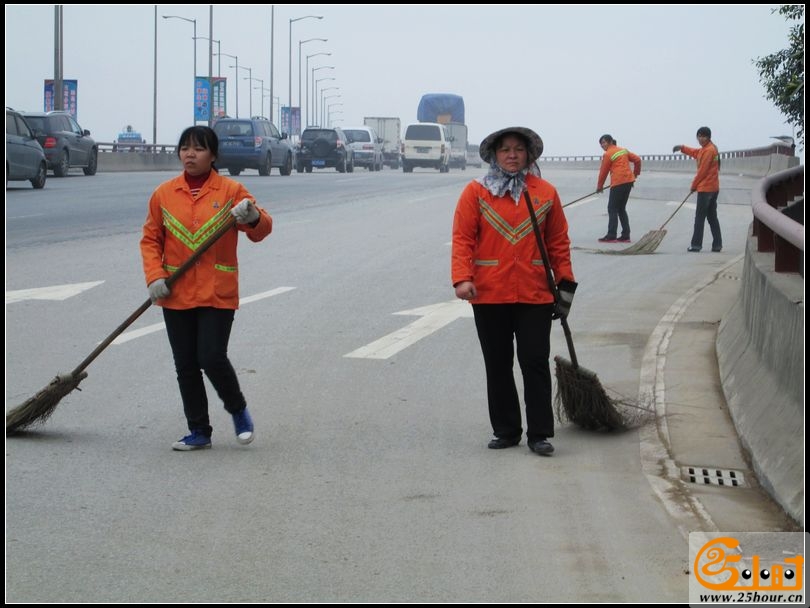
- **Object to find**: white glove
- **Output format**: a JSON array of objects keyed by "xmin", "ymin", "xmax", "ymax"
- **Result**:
[
  {"xmin": 148, "ymin": 278, "xmax": 170, "ymax": 302},
  {"xmin": 231, "ymin": 198, "xmax": 260, "ymax": 224}
]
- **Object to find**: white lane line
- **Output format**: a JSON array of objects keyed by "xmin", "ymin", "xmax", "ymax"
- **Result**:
[
  {"xmin": 6, "ymin": 281, "xmax": 104, "ymax": 304},
  {"xmin": 110, "ymin": 286, "xmax": 296, "ymax": 345},
  {"xmin": 344, "ymin": 300, "xmax": 473, "ymax": 359}
]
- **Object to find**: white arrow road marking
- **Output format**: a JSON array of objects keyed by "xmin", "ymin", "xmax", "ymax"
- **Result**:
[
  {"xmin": 110, "ymin": 286, "xmax": 296, "ymax": 345},
  {"xmin": 344, "ymin": 299, "xmax": 473, "ymax": 360},
  {"xmin": 5, "ymin": 281, "xmax": 104, "ymax": 304}
]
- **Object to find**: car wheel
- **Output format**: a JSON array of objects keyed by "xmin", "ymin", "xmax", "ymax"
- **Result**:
[
  {"xmin": 305, "ymin": 165, "xmax": 313, "ymax": 173},
  {"xmin": 228, "ymin": 168, "xmax": 242, "ymax": 176},
  {"xmin": 280, "ymin": 153, "xmax": 292, "ymax": 176},
  {"xmin": 258, "ymin": 154, "xmax": 271, "ymax": 176},
  {"xmin": 31, "ymin": 161, "xmax": 47, "ymax": 189},
  {"xmin": 83, "ymin": 149, "xmax": 98, "ymax": 175},
  {"xmin": 296, "ymin": 162, "xmax": 304, "ymax": 173},
  {"xmin": 347, "ymin": 158, "xmax": 354, "ymax": 173},
  {"xmin": 337, "ymin": 156, "xmax": 346, "ymax": 173},
  {"xmin": 54, "ymin": 150, "xmax": 70, "ymax": 177}
]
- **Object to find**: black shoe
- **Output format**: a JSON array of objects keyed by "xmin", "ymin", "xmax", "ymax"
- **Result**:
[
  {"xmin": 687, "ymin": 246, "xmax": 701, "ymax": 252},
  {"xmin": 617, "ymin": 235, "xmax": 631, "ymax": 242},
  {"xmin": 487, "ymin": 436, "xmax": 521, "ymax": 449},
  {"xmin": 711, "ymin": 246, "xmax": 722, "ymax": 252},
  {"xmin": 528, "ymin": 438, "xmax": 554, "ymax": 456},
  {"xmin": 598, "ymin": 235, "xmax": 618, "ymax": 243}
]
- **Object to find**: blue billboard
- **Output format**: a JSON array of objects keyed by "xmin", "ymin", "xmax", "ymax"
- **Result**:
[
  {"xmin": 44, "ymin": 79, "xmax": 78, "ymax": 118},
  {"xmin": 195, "ymin": 76, "xmax": 227, "ymax": 121}
]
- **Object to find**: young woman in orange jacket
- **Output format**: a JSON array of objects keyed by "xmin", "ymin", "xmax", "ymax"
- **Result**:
[
  {"xmin": 596, "ymin": 134, "xmax": 641, "ymax": 243},
  {"xmin": 140, "ymin": 126, "xmax": 273, "ymax": 451}
]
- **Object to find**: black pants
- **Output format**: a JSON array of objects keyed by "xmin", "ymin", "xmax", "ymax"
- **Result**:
[
  {"xmin": 691, "ymin": 191, "xmax": 722, "ymax": 250},
  {"xmin": 472, "ymin": 303, "xmax": 555, "ymax": 441},
  {"xmin": 163, "ymin": 307, "xmax": 246, "ymax": 436},
  {"xmin": 606, "ymin": 182, "xmax": 633, "ymax": 238}
]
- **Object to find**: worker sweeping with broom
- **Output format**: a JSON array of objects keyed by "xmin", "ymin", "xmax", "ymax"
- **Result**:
[
  {"xmin": 451, "ymin": 126, "xmax": 577, "ymax": 456},
  {"xmin": 141, "ymin": 125, "xmax": 273, "ymax": 451}
]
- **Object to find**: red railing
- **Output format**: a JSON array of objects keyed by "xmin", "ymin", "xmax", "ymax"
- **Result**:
[{"xmin": 751, "ymin": 165, "xmax": 804, "ymax": 274}]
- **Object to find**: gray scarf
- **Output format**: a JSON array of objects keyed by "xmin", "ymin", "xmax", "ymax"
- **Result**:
[{"xmin": 476, "ymin": 160, "xmax": 530, "ymax": 203}]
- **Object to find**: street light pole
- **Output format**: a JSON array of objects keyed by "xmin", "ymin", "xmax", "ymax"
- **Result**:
[
  {"xmin": 298, "ymin": 37, "xmax": 326, "ymax": 126},
  {"xmin": 313, "ymin": 78, "xmax": 335, "ymax": 128},
  {"xmin": 195, "ymin": 36, "xmax": 221, "ymax": 76},
  {"xmin": 288, "ymin": 15, "xmax": 322, "ymax": 134},
  {"xmin": 322, "ymin": 94, "xmax": 340, "ymax": 126},
  {"xmin": 163, "ymin": 14, "xmax": 196, "ymax": 124},
  {"xmin": 216, "ymin": 52, "xmax": 239, "ymax": 117},
  {"xmin": 233, "ymin": 65, "xmax": 253, "ymax": 117},
  {"xmin": 306, "ymin": 54, "xmax": 331, "ymax": 126}
]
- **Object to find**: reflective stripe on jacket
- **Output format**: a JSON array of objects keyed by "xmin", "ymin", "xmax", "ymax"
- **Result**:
[
  {"xmin": 597, "ymin": 144, "xmax": 641, "ymax": 190},
  {"xmin": 140, "ymin": 170, "xmax": 272, "ymax": 310},
  {"xmin": 451, "ymin": 176, "xmax": 574, "ymax": 304},
  {"xmin": 680, "ymin": 142, "xmax": 720, "ymax": 192}
]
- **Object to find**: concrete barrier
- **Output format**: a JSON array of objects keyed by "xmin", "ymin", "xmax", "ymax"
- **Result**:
[
  {"xmin": 97, "ymin": 150, "xmax": 181, "ymax": 172},
  {"xmin": 717, "ymin": 233, "xmax": 804, "ymax": 525}
]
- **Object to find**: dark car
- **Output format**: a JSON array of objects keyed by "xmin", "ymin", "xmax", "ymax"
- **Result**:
[
  {"xmin": 296, "ymin": 127, "xmax": 354, "ymax": 173},
  {"xmin": 212, "ymin": 117, "xmax": 294, "ymax": 176},
  {"xmin": 6, "ymin": 108, "xmax": 47, "ymax": 189},
  {"xmin": 21, "ymin": 111, "xmax": 97, "ymax": 177}
]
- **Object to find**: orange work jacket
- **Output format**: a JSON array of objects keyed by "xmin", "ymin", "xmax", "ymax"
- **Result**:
[
  {"xmin": 597, "ymin": 144, "xmax": 641, "ymax": 190},
  {"xmin": 680, "ymin": 142, "xmax": 720, "ymax": 192},
  {"xmin": 140, "ymin": 170, "xmax": 273, "ymax": 310},
  {"xmin": 451, "ymin": 175, "xmax": 574, "ymax": 305}
]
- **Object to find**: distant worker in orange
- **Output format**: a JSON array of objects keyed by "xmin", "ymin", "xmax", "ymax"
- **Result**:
[
  {"xmin": 596, "ymin": 134, "xmax": 641, "ymax": 243},
  {"xmin": 673, "ymin": 126, "xmax": 722, "ymax": 252}
]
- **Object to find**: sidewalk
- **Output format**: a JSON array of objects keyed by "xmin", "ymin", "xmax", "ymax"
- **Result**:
[{"xmin": 639, "ymin": 255, "xmax": 799, "ymax": 537}]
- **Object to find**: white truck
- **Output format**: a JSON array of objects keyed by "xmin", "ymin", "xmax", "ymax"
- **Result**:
[
  {"xmin": 444, "ymin": 122, "xmax": 468, "ymax": 170},
  {"xmin": 363, "ymin": 116, "xmax": 401, "ymax": 169}
]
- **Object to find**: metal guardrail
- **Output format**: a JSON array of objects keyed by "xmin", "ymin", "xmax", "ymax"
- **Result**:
[
  {"xmin": 539, "ymin": 142, "xmax": 796, "ymax": 164},
  {"xmin": 97, "ymin": 142, "xmax": 177, "ymax": 154},
  {"xmin": 751, "ymin": 165, "xmax": 804, "ymax": 275}
]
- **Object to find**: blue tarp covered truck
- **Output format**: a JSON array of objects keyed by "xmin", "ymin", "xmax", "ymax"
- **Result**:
[{"xmin": 417, "ymin": 94, "xmax": 467, "ymax": 169}]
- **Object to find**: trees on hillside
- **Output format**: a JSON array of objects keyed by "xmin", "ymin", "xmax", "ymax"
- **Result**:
[{"xmin": 754, "ymin": 5, "xmax": 804, "ymax": 148}]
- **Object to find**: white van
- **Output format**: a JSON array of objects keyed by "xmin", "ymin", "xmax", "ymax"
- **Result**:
[
  {"xmin": 343, "ymin": 125, "xmax": 384, "ymax": 171},
  {"xmin": 401, "ymin": 122, "xmax": 451, "ymax": 173}
]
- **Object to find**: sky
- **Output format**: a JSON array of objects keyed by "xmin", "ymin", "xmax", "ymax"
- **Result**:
[{"xmin": 4, "ymin": 4, "xmax": 800, "ymax": 157}]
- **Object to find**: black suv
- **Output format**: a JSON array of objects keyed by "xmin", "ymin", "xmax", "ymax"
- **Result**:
[
  {"xmin": 212, "ymin": 117, "xmax": 294, "ymax": 176},
  {"xmin": 297, "ymin": 127, "xmax": 354, "ymax": 173},
  {"xmin": 21, "ymin": 111, "xmax": 97, "ymax": 177},
  {"xmin": 6, "ymin": 108, "xmax": 47, "ymax": 189}
]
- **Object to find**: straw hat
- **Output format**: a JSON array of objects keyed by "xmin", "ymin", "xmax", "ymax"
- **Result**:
[{"xmin": 479, "ymin": 126, "xmax": 544, "ymax": 164}]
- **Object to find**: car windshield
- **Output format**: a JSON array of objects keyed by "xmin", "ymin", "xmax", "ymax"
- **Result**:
[
  {"xmin": 23, "ymin": 116, "xmax": 46, "ymax": 131},
  {"xmin": 302, "ymin": 129, "xmax": 336, "ymax": 143},
  {"xmin": 405, "ymin": 124, "xmax": 441, "ymax": 140},
  {"xmin": 344, "ymin": 130, "xmax": 370, "ymax": 143},
  {"xmin": 213, "ymin": 121, "xmax": 253, "ymax": 137}
]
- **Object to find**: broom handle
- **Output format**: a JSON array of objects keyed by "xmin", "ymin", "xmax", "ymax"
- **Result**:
[
  {"xmin": 563, "ymin": 185, "xmax": 609, "ymax": 208},
  {"xmin": 523, "ymin": 192, "xmax": 580, "ymax": 369},
  {"xmin": 656, "ymin": 191, "xmax": 694, "ymax": 230},
  {"xmin": 68, "ymin": 216, "xmax": 238, "ymax": 377}
]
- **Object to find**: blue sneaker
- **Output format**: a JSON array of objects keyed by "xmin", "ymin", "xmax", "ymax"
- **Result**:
[
  {"xmin": 232, "ymin": 407, "xmax": 254, "ymax": 444},
  {"xmin": 172, "ymin": 429, "xmax": 212, "ymax": 451}
]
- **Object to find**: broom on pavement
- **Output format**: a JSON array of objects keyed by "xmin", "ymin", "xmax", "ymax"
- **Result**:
[
  {"xmin": 524, "ymin": 192, "xmax": 627, "ymax": 430},
  {"xmin": 6, "ymin": 215, "xmax": 238, "ymax": 434},
  {"xmin": 609, "ymin": 191, "xmax": 693, "ymax": 255}
]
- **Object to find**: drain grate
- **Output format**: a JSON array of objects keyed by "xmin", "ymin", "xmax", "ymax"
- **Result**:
[{"xmin": 682, "ymin": 466, "xmax": 747, "ymax": 487}]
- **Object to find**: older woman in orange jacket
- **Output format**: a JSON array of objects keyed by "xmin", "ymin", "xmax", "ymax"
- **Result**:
[
  {"xmin": 141, "ymin": 126, "xmax": 273, "ymax": 451},
  {"xmin": 452, "ymin": 126, "xmax": 576, "ymax": 456}
]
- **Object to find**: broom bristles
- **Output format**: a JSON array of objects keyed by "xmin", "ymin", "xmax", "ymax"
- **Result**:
[
  {"xmin": 604, "ymin": 229, "xmax": 667, "ymax": 255},
  {"xmin": 553, "ymin": 356, "xmax": 628, "ymax": 431},
  {"xmin": 6, "ymin": 372, "xmax": 87, "ymax": 434}
]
